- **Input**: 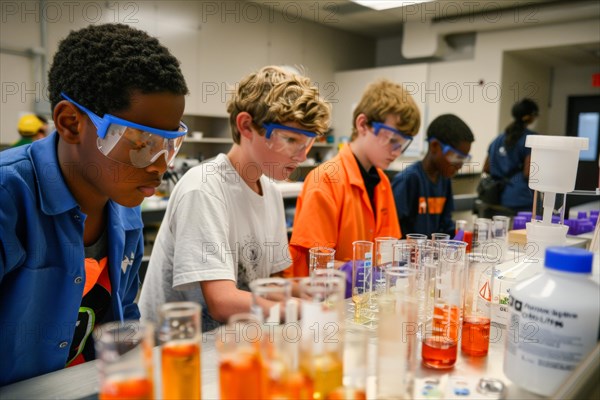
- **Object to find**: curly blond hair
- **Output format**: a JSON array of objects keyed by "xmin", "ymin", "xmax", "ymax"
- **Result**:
[
  {"xmin": 351, "ymin": 79, "xmax": 421, "ymax": 141},
  {"xmin": 227, "ymin": 66, "xmax": 331, "ymax": 144}
]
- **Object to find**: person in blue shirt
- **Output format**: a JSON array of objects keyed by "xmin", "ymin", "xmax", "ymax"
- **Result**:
[
  {"xmin": 392, "ymin": 114, "xmax": 474, "ymax": 238},
  {"xmin": 483, "ymin": 98, "xmax": 539, "ymax": 213},
  {"xmin": 0, "ymin": 24, "xmax": 188, "ymax": 385}
]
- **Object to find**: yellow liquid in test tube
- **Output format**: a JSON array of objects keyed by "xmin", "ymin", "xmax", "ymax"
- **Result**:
[{"xmin": 301, "ymin": 351, "xmax": 343, "ymax": 400}]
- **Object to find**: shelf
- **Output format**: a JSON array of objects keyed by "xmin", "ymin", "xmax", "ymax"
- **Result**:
[{"xmin": 184, "ymin": 137, "xmax": 233, "ymax": 144}]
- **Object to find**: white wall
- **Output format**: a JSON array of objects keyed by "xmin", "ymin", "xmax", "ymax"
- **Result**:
[
  {"xmin": 499, "ymin": 52, "xmax": 551, "ymax": 135},
  {"xmin": 332, "ymin": 18, "xmax": 598, "ymax": 172},
  {"xmin": 0, "ymin": 0, "xmax": 375, "ymax": 144},
  {"xmin": 333, "ymin": 63, "xmax": 429, "ymax": 158}
]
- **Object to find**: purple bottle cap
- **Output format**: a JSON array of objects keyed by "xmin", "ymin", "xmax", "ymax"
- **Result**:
[{"xmin": 513, "ymin": 216, "xmax": 527, "ymax": 230}]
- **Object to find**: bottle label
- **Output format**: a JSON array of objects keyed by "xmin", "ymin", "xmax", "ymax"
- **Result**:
[{"xmin": 506, "ymin": 294, "xmax": 599, "ymax": 374}]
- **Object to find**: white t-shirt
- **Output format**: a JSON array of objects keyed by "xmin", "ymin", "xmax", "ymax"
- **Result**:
[{"xmin": 138, "ymin": 154, "xmax": 290, "ymax": 331}]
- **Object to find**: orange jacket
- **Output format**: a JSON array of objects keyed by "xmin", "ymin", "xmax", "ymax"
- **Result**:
[{"xmin": 289, "ymin": 144, "xmax": 401, "ymax": 276}]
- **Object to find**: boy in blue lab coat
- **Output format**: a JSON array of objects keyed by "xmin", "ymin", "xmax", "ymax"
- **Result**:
[{"xmin": 0, "ymin": 23, "xmax": 188, "ymax": 385}]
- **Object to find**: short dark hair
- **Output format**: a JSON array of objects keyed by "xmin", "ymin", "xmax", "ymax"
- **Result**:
[
  {"xmin": 427, "ymin": 114, "xmax": 474, "ymax": 148},
  {"xmin": 48, "ymin": 23, "xmax": 188, "ymax": 115}
]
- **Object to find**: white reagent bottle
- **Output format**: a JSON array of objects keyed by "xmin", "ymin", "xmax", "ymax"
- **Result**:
[{"xmin": 503, "ymin": 246, "xmax": 600, "ymax": 396}]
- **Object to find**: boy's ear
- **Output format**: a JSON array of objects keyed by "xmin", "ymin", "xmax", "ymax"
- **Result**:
[
  {"xmin": 355, "ymin": 113, "xmax": 369, "ymax": 136},
  {"xmin": 428, "ymin": 138, "xmax": 442, "ymax": 155},
  {"xmin": 53, "ymin": 100, "xmax": 83, "ymax": 144},
  {"xmin": 236, "ymin": 112, "xmax": 255, "ymax": 141}
]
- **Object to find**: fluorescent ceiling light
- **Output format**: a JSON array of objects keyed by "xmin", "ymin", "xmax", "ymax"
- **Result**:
[{"xmin": 351, "ymin": 0, "xmax": 434, "ymax": 11}]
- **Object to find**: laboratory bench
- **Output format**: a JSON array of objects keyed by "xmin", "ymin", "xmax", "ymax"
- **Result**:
[{"xmin": 0, "ymin": 316, "xmax": 544, "ymax": 400}]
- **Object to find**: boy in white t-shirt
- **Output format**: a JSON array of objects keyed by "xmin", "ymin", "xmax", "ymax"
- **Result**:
[{"xmin": 139, "ymin": 66, "xmax": 331, "ymax": 331}]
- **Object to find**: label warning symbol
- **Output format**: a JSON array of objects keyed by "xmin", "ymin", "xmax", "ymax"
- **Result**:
[{"xmin": 479, "ymin": 281, "xmax": 492, "ymax": 301}]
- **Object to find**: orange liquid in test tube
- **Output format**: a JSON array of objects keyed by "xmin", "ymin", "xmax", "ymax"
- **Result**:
[
  {"xmin": 161, "ymin": 341, "xmax": 201, "ymax": 399},
  {"xmin": 220, "ymin": 348, "xmax": 267, "ymax": 400},
  {"xmin": 433, "ymin": 305, "xmax": 460, "ymax": 341},
  {"xmin": 99, "ymin": 377, "xmax": 153, "ymax": 400},
  {"xmin": 421, "ymin": 338, "xmax": 458, "ymax": 369},
  {"xmin": 269, "ymin": 370, "xmax": 314, "ymax": 400},
  {"xmin": 423, "ymin": 305, "xmax": 461, "ymax": 368},
  {"xmin": 326, "ymin": 387, "xmax": 367, "ymax": 400},
  {"xmin": 461, "ymin": 316, "xmax": 491, "ymax": 356}
]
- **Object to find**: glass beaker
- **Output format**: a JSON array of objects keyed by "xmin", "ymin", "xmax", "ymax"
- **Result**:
[
  {"xmin": 94, "ymin": 320, "xmax": 154, "ymax": 400},
  {"xmin": 158, "ymin": 302, "xmax": 201, "ymax": 400},
  {"xmin": 216, "ymin": 314, "xmax": 267, "ymax": 400},
  {"xmin": 431, "ymin": 233, "xmax": 451, "ymax": 242},
  {"xmin": 249, "ymin": 277, "xmax": 292, "ymax": 324},
  {"xmin": 462, "ymin": 254, "xmax": 495, "ymax": 357},
  {"xmin": 309, "ymin": 246, "xmax": 336, "ymax": 273},
  {"xmin": 406, "ymin": 233, "xmax": 428, "ymax": 246}
]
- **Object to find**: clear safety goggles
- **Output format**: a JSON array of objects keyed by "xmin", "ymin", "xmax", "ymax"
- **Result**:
[
  {"xmin": 61, "ymin": 93, "xmax": 187, "ymax": 168},
  {"xmin": 429, "ymin": 138, "xmax": 472, "ymax": 164},
  {"xmin": 371, "ymin": 122, "xmax": 413, "ymax": 154},
  {"xmin": 262, "ymin": 122, "xmax": 317, "ymax": 157}
]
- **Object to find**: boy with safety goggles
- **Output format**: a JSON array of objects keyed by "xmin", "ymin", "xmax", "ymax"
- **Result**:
[
  {"xmin": 0, "ymin": 24, "xmax": 188, "ymax": 385},
  {"xmin": 392, "ymin": 114, "xmax": 474, "ymax": 238},
  {"xmin": 289, "ymin": 79, "xmax": 421, "ymax": 277},
  {"xmin": 139, "ymin": 66, "xmax": 331, "ymax": 332}
]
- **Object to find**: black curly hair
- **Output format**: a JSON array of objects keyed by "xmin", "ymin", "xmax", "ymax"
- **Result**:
[
  {"xmin": 48, "ymin": 23, "xmax": 188, "ymax": 115},
  {"xmin": 427, "ymin": 114, "xmax": 474, "ymax": 148}
]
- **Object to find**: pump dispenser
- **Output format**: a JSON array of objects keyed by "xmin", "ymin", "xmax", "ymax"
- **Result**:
[{"xmin": 491, "ymin": 135, "xmax": 589, "ymax": 327}]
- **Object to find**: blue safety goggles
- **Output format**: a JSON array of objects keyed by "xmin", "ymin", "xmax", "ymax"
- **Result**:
[
  {"xmin": 429, "ymin": 138, "xmax": 471, "ymax": 164},
  {"xmin": 371, "ymin": 122, "xmax": 413, "ymax": 154},
  {"xmin": 262, "ymin": 122, "xmax": 317, "ymax": 156},
  {"xmin": 61, "ymin": 93, "xmax": 187, "ymax": 168}
]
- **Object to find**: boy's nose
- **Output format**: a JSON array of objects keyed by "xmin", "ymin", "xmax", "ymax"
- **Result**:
[{"xmin": 145, "ymin": 152, "xmax": 169, "ymax": 174}]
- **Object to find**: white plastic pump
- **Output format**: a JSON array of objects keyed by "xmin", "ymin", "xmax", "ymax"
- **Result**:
[
  {"xmin": 525, "ymin": 135, "xmax": 589, "ymax": 255},
  {"xmin": 491, "ymin": 135, "xmax": 589, "ymax": 327}
]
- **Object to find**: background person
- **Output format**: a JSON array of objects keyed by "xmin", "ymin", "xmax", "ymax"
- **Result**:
[
  {"xmin": 9, "ymin": 114, "xmax": 48, "ymax": 148},
  {"xmin": 482, "ymin": 98, "xmax": 539, "ymax": 215}
]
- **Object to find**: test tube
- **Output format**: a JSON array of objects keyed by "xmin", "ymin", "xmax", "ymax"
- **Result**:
[
  {"xmin": 374, "ymin": 237, "xmax": 398, "ymax": 298},
  {"xmin": 422, "ymin": 240, "xmax": 467, "ymax": 369},
  {"xmin": 377, "ymin": 267, "xmax": 418, "ymax": 399},
  {"xmin": 351, "ymin": 240, "xmax": 374, "ymax": 325}
]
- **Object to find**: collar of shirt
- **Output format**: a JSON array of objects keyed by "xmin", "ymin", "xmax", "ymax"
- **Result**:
[
  {"xmin": 353, "ymin": 153, "xmax": 381, "ymax": 192},
  {"xmin": 30, "ymin": 131, "xmax": 79, "ymax": 216}
]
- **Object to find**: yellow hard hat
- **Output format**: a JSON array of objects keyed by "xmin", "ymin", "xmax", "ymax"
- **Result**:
[{"xmin": 18, "ymin": 114, "xmax": 45, "ymax": 136}]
